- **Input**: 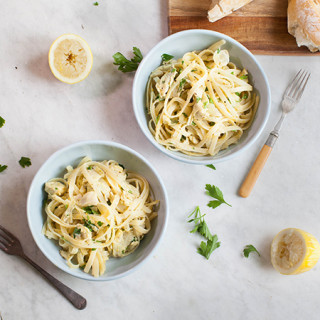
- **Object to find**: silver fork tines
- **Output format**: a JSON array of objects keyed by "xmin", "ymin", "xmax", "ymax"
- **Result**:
[{"xmin": 284, "ymin": 69, "xmax": 310, "ymax": 102}]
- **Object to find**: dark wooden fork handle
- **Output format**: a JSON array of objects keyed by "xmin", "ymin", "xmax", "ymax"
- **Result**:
[{"xmin": 22, "ymin": 253, "xmax": 86, "ymax": 310}]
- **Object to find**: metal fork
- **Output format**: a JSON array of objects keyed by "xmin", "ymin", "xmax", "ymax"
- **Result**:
[
  {"xmin": 239, "ymin": 69, "xmax": 311, "ymax": 198},
  {"xmin": 0, "ymin": 224, "xmax": 87, "ymax": 310}
]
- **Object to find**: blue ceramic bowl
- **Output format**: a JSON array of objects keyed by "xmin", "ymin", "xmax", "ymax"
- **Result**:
[
  {"xmin": 27, "ymin": 140, "xmax": 169, "ymax": 281},
  {"xmin": 133, "ymin": 29, "xmax": 271, "ymax": 164}
]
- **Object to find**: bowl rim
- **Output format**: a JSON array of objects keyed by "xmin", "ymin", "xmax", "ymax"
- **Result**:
[
  {"xmin": 132, "ymin": 29, "xmax": 271, "ymax": 165},
  {"xmin": 27, "ymin": 140, "xmax": 169, "ymax": 281}
]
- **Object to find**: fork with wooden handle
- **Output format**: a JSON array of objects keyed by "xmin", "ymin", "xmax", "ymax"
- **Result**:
[
  {"xmin": 239, "ymin": 69, "xmax": 310, "ymax": 198},
  {"xmin": 0, "ymin": 224, "xmax": 87, "ymax": 310}
]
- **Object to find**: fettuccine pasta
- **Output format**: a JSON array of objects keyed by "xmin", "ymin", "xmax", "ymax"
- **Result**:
[
  {"xmin": 42, "ymin": 157, "xmax": 158, "ymax": 277},
  {"xmin": 146, "ymin": 40, "xmax": 259, "ymax": 156}
]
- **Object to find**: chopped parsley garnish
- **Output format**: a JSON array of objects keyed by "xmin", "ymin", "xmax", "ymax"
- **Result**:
[
  {"xmin": 235, "ymin": 92, "xmax": 240, "ymax": 96},
  {"xmin": 84, "ymin": 206, "xmax": 100, "ymax": 215},
  {"xmin": 198, "ymin": 236, "xmax": 220, "ymax": 260},
  {"xmin": 87, "ymin": 165, "xmax": 93, "ymax": 170},
  {"xmin": 196, "ymin": 97, "xmax": 201, "ymax": 103},
  {"xmin": 205, "ymin": 184, "xmax": 231, "ymax": 209},
  {"xmin": 122, "ymin": 250, "xmax": 125, "ymax": 254},
  {"xmin": 209, "ymin": 122, "xmax": 215, "ymax": 126},
  {"xmin": 83, "ymin": 217, "xmax": 95, "ymax": 232},
  {"xmin": 73, "ymin": 227, "xmax": 81, "ymax": 238},
  {"xmin": 119, "ymin": 163, "xmax": 125, "ymax": 170},
  {"xmin": 231, "ymin": 71, "xmax": 234, "ymax": 75},
  {"xmin": 19, "ymin": 157, "xmax": 31, "ymax": 168},
  {"xmin": 128, "ymin": 190, "xmax": 133, "ymax": 194},
  {"xmin": 239, "ymin": 75, "xmax": 248, "ymax": 79},
  {"xmin": 243, "ymin": 93, "xmax": 248, "ymax": 99},
  {"xmin": 0, "ymin": 165, "xmax": 8, "ymax": 173},
  {"xmin": 93, "ymin": 1, "xmax": 99, "ymax": 5},
  {"xmin": 192, "ymin": 121, "xmax": 196, "ymax": 126},
  {"xmin": 182, "ymin": 112, "xmax": 188, "ymax": 118},
  {"xmin": 180, "ymin": 135, "xmax": 186, "ymax": 142},
  {"xmin": 97, "ymin": 221, "xmax": 103, "ymax": 227},
  {"xmin": 0, "ymin": 116, "xmax": 5, "ymax": 128},
  {"xmin": 191, "ymin": 69, "xmax": 196, "ymax": 72},
  {"xmin": 216, "ymin": 48, "xmax": 221, "ymax": 53},
  {"xmin": 91, "ymin": 248, "xmax": 96, "ymax": 251},
  {"xmin": 161, "ymin": 53, "xmax": 174, "ymax": 62},
  {"xmin": 65, "ymin": 204, "xmax": 68, "ymax": 209},
  {"xmin": 182, "ymin": 60, "xmax": 184, "ymax": 65},
  {"xmin": 209, "ymin": 98, "xmax": 214, "ymax": 104},
  {"xmin": 188, "ymin": 206, "xmax": 220, "ymax": 260},
  {"xmin": 243, "ymin": 245, "xmax": 260, "ymax": 258},
  {"xmin": 79, "ymin": 265, "xmax": 85, "ymax": 270},
  {"xmin": 107, "ymin": 199, "xmax": 112, "ymax": 206},
  {"xmin": 171, "ymin": 68, "xmax": 176, "ymax": 73},
  {"xmin": 113, "ymin": 47, "xmax": 143, "ymax": 73},
  {"xmin": 156, "ymin": 115, "xmax": 160, "ymax": 124},
  {"xmin": 179, "ymin": 78, "xmax": 186, "ymax": 89},
  {"xmin": 203, "ymin": 101, "xmax": 208, "ymax": 108},
  {"xmin": 206, "ymin": 164, "xmax": 216, "ymax": 170},
  {"xmin": 171, "ymin": 119, "xmax": 178, "ymax": 124}
]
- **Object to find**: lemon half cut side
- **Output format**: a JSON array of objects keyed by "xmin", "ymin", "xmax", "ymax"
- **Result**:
[
  {"xmin": 48, "ymin": 34, "xmax": 93, "ymax": 84},
  {"xmin": 271, "ymin": 228, "xmax": 320, "ymax": 275}
]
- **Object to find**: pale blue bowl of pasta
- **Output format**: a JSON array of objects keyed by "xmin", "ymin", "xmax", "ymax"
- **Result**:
[
  {"xmin": 27, "ymin": 140, "xmax": 169, "ymax": 281},
  {"xmin": 133, "ymin": 29, "xmax": 271, "ymax": 164}
]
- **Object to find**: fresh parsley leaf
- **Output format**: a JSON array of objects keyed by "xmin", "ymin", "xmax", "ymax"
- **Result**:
[
  {"xmin": 87, "ymin": 165, "xmax": 93, "ymax": 170},
  {"xmin": 197, "ymin": 235, "xmax": 220, "ymax": 260},
  {"xmin": 209, "ymin": 122, "xmax": 215, "ymax": 127},
  {"xmin": 243, "ymin": 244, "xmax": 260, "ymax": 258},
  {"xmin": 243, "ymin": 93, "xmax": 248, "ymax": 99},
  {"xmin": 156, "ymin": 115, "xmax": 160, "ymax": 124},
  {"xmin": 205, "ymin": 184, "xmax": 231, "ymax": 209},
  {"xmin": 73, "ymin": 227, "xmax": 81, "ymax": 238},
  {"xmin": 84, "ymin": 206, "xmax": 100, "ymax": 215},
  {"xmin": 161, "ymin": 53, "xmax": 174, "ymax": 61},
  {"xmin": 83, "ymin": 217, "xmax": 95, "ymax": 232},
  {"xmin": 0, "ymin": 165, "xmax": 8, "ymax": 173},
  {"xmin": 182, "ymin": 112, "xmax": 188, "ymax": 118},
  {"xmin": 19, "ymin": 157, "xmax": 31, "ymax": 168},
  {"xmin": 113, "ymin": 47, "xmax": 143, "ymax": 73},
  {"xmin": 196, "ymin": 97, "xmax": 201, "ymax": 103},
  {"xmin": 93, "ymin": 1, "xmax": 99, "ymax": 5},
  {"xmin": 206, "ymin": 164, "xmax": 216, "ymax": 170},
  {"xmin": 0, "ymin": 116, "xmax": 5, "ymax": 128},
  {"xmin": 239, "ymin": 75, "xmax": 248, "ymax": 79},
  {"xmin": 97, "ymin": 221, "xmax": 103, "ymax": 227},
  {"xmin": 188, "ymin": 207, "xmax": 213, "ymax": 241},
  {"xmin": 192, "ymin": 121, "xmax": 196, "ymax": 126},
  {"xmin": 209, "ymin": 98, "xmax": 214, "ymax": 104},
  {"xmin": 216, "ymin": 48, "xmax": 221, "ymax": 54},
  {"xmin": 171, "ymin": 68, "xmax": 176, "ymax": 73},
  {"xmin": 179, "ymin": 78, "xmax": 186, "ymax": 89},
  {"xmin": 235, "ymin": 92, "xmax": 240, "ymax": 96},
  {"xmin": 91, "ymin": 248, "xmax": 96, "ymax": 251}
]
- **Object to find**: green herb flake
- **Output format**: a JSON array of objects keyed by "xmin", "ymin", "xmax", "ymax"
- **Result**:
[
  {"xmin": 209, "ymin": 122, "xmax": 215, "ymax": 127},
  {"xmin": 73, "ymin": 227, "xmax": 81, "ymax": 238},
  {"xmin": 206, "ymin": 164, "xmax": 216, "ymax": 170},
  {"xmin": 128, "ymin": 190, "xmax": 133, "ymax": 194},
  {"xmin": 84, "ymin": 206, "xmax": 100, "ymax": 215},
  {"xmin": 179, "ymin": 78, "xmax": 186, "ymax": 89},
  {"xmin": 180, "ymin": 135, "xmax": 186, "ymax": 142},
  {"xmin": 0, "ymin": 116, "xmax": 5, "ymax": 128},
  {"xmin": 205, "ymin": 184, "xmax": 231, "ymax": 209},
  {"xmin": 107, "ymin": 199, "xmax": 112, "ymax": 206},
  {"xmin": 93, "ymin": 1, "xmax": 99, "ymax": 5},
  {"xmin": 65, "ymin": 204, "xmax": 68, "ymax": 209},
  {"xmin": 239, "ymin": 75, "xmax": 248, "ymax": 80},
  {"xmin": 196, "ymin": 97, "xmax": 201, "ymax": 103},
  {"xmin": 156, "ymin": 115, "xmax": 160, "ymax": 124},
  {"xmin": 203, "ymin": 101, "xmax": 208, "ymax": 108},
  {"xmin": 113, "ymin": 47, "xmax": 143, "ymax": 73},
  {"xmin": 19, "ymin": 157, "xmax": 32, "ymax": 168},
  {"xmin": 119, "ymin": 163, "xmax": 125, "ymax": 170},
  {"xmin": 182, "ymin": 60, "xmax": 184, "ymax": 65},
  {"xmin": 231, "ymin": 72, "xmax": 234, "ymax": 75},
  {"xmin": 171, "ymin": 68, "xmax": 176, "ymax": 73},
  {"xmin": 97, "ymin": 221, "xmax": 103, "ymax": 227},
  {"xmin": 161, "ymin": 53, "xmax": 174, "ymax": 62},
  {"xmin": 0, "ymin": 165, "xmax": 8, "ymax": 173},
  {"xmin": 192, "ymin": 121, "xmax": 196, "ymax": 126},
  {"xmin": 197, "ymin": 236, "xmax": 221, "ymax": 260},
  {"xmin": 243, "ymin": 93, "xmax": 248, "ymax": 99},
  {"xmin": 216, "ymin": 48, "xmax": 221, "ymax": 54},
  {"xmin": 87, "ymin": 165, "xmax": 93, "ymax": 170},
  {"xmin": 209, "ymin": 98, "xmax": 214, "ymax": 104},
  {"xmin": 235, "ymin": 92, "xmax": 240, "ymax": 96},
  {"xmin": 79, "ymin": 265, "xmax": 85, "ymax": 270},
  {"xmin": 243, "ymin": 245, "xmax": 260, "ymax": 258},
  {"xmin": 122, "ymin": 250, "xmax": 125, "ymax": 254}
]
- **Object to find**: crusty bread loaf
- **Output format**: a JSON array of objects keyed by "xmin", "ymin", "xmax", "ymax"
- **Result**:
[
  {"xmin": 208, "ymin": 0, "xmax": 253, "ymax": 23},
  {"xmin": 288, "ymin": 0, "xmax": 320, "ymax": 52}
]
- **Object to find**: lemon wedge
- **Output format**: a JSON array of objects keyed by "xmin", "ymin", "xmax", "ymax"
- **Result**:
[
  {"xmin": 48, "ymin": 34, "xmax": 93, "ymax": 84},
  {"xmin": 271, "ymin": 228, "xmax": 320, "ymax": 275}
]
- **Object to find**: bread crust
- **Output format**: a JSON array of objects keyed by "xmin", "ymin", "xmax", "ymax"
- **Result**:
[{"xmin": 288, "ymin": 0, "xmax": 320, "ymax": 52}]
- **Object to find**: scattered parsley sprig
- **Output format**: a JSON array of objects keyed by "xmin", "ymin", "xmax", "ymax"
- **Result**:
[
  {"xmin": 205, "ymin": 184, "xmax": 231, "ymax": 209},
  {"xmin": 161, "ymin": 53, "xmax": 174, "ymax": 62},
  {"xmin": 0, "ymin": 165, "xmax": 8, "ymax": 173},
  {"xmin": 19, "ymin": 157, "xmax": 32, "ymax": 168},
  {"xmin": 0, "ymin": 116, "xmax": 5, "ymax": 128},
  {"xmin": 188, "ymin": 206, "xmax": 220, "ymax": 260},
  {"xmin": 113, "ymin": 47, "xmax": 143, "ymax": 73},
  {"xmin": 243, "ymin": 245, "xmax": 260, "ymax": 258},
  {"xmin": 206, "ymin": 164, "xmax": 216, "ymax": 170}
]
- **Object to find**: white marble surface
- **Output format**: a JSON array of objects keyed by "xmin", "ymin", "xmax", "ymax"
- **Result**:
[{"xmin": 1, "ymin": 1, "xmax": 320, "ymax": 319}]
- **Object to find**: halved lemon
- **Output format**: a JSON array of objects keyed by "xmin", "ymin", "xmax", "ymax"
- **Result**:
[
  {"xmin": 48, "ymin": 34, "xmax": 93, "ymax": 84},
  {"xmin": 271, "ymin": 228, "xmax": 320, "ymax": 275}
]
